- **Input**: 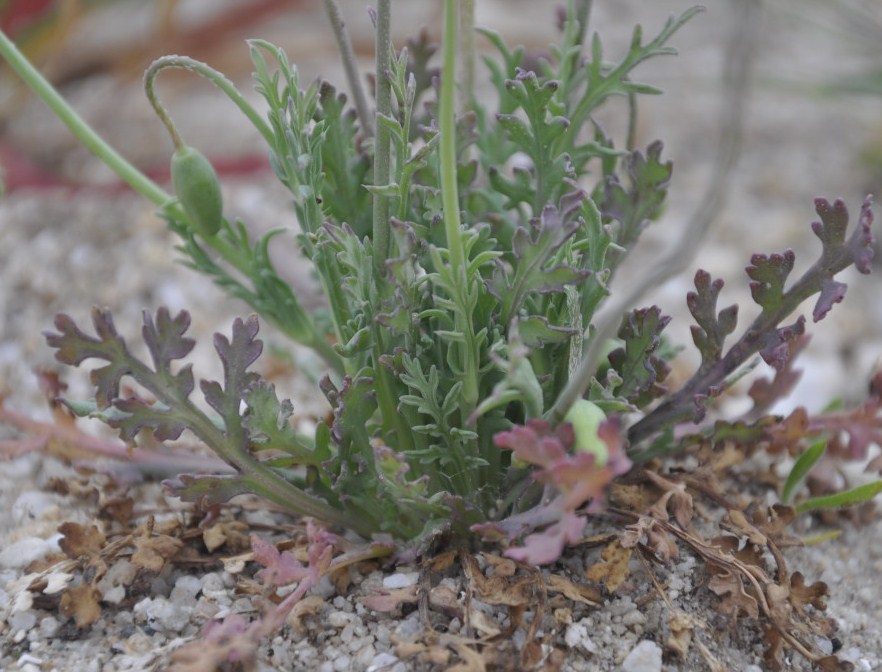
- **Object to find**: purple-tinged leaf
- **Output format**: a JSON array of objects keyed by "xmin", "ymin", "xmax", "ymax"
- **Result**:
[
  {"xmin": 602, "ymin": 141, "xmax": 672, "ymax": 249},
  {"xmin": 111, "ymin": 396, "xmax": 190, "ymax": 443},
  {"xmin": 475, "ymin": 418, "xmax": 631, "ymax": 564},
  {"xmin": 488, "ymin": 198, "xmax": 590, "ymax": 324},
  {"xmin": 748, "ymin": 335, "xmax": 809, "ymax": 413},
  {"xmin": 746, "ymin": 250, "xmax": 795, "ymax": 312},
  {"xmin": 251, "ymin": 535, "xmax": 310, "ymax": 587},
  {"xmin": 142, "ymin": 307, "xmax": 196, "ymax": 371},
  {"xmin": 687, "ymin": 270, "xmax": 738, "ymax": 372},
  {"xmin": 813, "ymin": 278, "xmax": 847, "ymax": 322},
  {"xmin": 758, "ymin": 317, "xmax": 805, "ymax": 371},
  {"xmin": 629, "ymin": 196, "xmax": 876, "ymax": 451},
  {"xmin": 200, "ymin": 315, "xmax": 262, "ymax": 420},
  {"xmin": 504, "ymin": 512, "xmax": 586, "ymax": 565},
  {"xmin": 46, "ymin": 308, "xmax": 133, "ymax": 408}
]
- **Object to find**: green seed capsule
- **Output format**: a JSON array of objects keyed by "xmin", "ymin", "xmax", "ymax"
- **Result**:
[
  {"xmin": 564, "ymin": 399, "xmax": 608, "ymax": 466},
  {"xmin": 171, "ymin": 145, "xmax": 222, "ymax": 237}
]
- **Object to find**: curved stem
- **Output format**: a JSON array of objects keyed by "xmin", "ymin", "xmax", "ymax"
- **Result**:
[
  {"xmin": 0, "ymin": 29, "xmax": 170, "ymax": 207},
  {"xmin": 144, "ymin": 55, "xmax": 274, "ymax": 148}
]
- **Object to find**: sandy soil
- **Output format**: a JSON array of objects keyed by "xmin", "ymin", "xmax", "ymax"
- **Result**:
[{"xmin": 1, "ymin": 1, "xmax": 881, "ymax": 670}]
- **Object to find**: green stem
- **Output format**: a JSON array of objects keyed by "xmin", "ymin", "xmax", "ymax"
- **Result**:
[
  {"xmin": 440, "ymin": 0, "xmax": 466, "ymax": 274},
  {"xmin": 371, "ymin": 0, "xmax": 393, "ymax": 275},
  {"xmin": 0, "ymin": 29, "xmax": 169, "ymax": 207},
  {"xmin": 440, "ymin": 0, "xmax": 479, "ymax": 412},
  {"xmin": 144, "ymin": 56, "xmax": 274, "ymax": 147}
]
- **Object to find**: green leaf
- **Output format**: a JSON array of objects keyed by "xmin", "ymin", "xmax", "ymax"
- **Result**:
[
  {"xmin": 796, "ymin": 480, "xmax": 882, "ymax": 515},
  {"xmin": 608, "ymin": 306, "xmax": 671, "ymax": 408},
  {"xmin": 781, "ymin": 438, "xmax": 826, "ymax": 505}
]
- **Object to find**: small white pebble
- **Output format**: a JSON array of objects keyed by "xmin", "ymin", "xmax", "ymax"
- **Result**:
[
  {"xmin": 327, "ymin": 611, "xmax": 352, "ymax": 628},
  {"xmin": 622, "ymin": 640, "xmax": 662, "ymax": 672},
  {"xmin": 382, "ymin": 572, "xmax": 419, "ymax": 589},
  {"xmin": 622, "ymin": 610, "xmax": 646, "ymax": 627},
  {"xmin": 367, "ymin": 652, "xmax": 401, "ymax": 672}
]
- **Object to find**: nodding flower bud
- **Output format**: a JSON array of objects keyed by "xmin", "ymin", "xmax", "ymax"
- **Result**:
[
  {"xmin": 171, "ymin": 145, "xmax": 223, "ymax": 237},
  {"xmin": 564, "ymin": 399, "xmax": 608, "ymax": 466}
]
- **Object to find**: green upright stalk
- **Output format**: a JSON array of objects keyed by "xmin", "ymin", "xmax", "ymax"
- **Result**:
[
  {"xmin": 440, "ymin": 0, "xmax": 466, "ymax": 274},
  {"xmin": 441, "ymin": 0, "xmax": 479, "ymax": 410}
]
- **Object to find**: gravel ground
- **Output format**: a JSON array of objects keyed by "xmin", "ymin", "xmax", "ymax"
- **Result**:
[{"xmin": 1, "ymin": 1, "xmax": 882, "ymax": 670}]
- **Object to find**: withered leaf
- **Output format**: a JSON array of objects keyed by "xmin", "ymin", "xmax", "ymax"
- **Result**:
[
  {"xmin": 666, "ymin": 609, "xmax": 697, "ymax": 659},
  {"xmin": 482, "ymin": 553, "xmax": 517, "ymax": 578},
  {"xmin": 622, "ymin": 517, "xmax": 679, "ymax": 562},
  {"xmin": 361, "ymin": 585, "xmax": 418, "ymax": 612},
  {"xmin": 202, "ymin": 519, "xmax": 250, "ymax": 553},
  {"xmin": 644, "ymin": 470, "xmax": 694, "ymax": 529},
  {"xmin": 286, "ymin": 594, "xmax": 325, "ymax": 633},
  {"xmin": 58, "ymin": 522, "xmax": 106, "ymax": 560},
  {"xmin": 707, "ymin": 567, "xmax": 759, "ymax": 619},
  {"xmin": 545, "ymin": 573, "xmax": 602, "ymax": 606},
  {"xmin": 59, "ymin": 583, "xmax": 102, "ymax": 628},
  {"xmin": 131, "ymin": 533, "xmax": 184, "ymax": 574},
  {"xmin": 585, "ymin": 539, "xmax": 632, "ymax": 593},
  {"xmin": 721, "ymin": 509, "xmax": 767, "ymax": 546},
  {"xmin": 789, "ymin": 571, "xmax": 828, "ymax": 614},
  {"xmin": 462, "ymin": 554, "xmax": 534, "ymax": 607}
]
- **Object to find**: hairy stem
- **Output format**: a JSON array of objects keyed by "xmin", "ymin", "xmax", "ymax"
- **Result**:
[
  {"xmin": 441, "ymin": 0, "xmax": 479, "ymax": 411},
  {"xmin": 323, "ymin": 0, "xmax": 374, "ymax": 136},
  {"xmin": 144, "ymin": 56, "xmax": 274, "ymax": 147}
]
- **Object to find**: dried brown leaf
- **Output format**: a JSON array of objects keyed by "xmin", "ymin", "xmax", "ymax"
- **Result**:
[
  {"xmin": 707, "ymin": 567, "xmax": 759, "ymax": 618},
  {"xmin": 644, "ymin": 471, "xmax": 694, "ymax": 528},
  {"xmin": 202, "ymin": 519, "xmax": 250, "ymax": 553},
  {"xmin": 666, "ymin": 609, "xmax": 696, "ymax": 659},
  {"xmin": 131, "ymin": 533, "xmax": 184, "ymax": 574},
  {"xmin": 545, "ymin": 573, "xmax": 602, "ymax": 606},
  {"xmin": 789, "ymin": 571, "xmax": 828, "ymax": 614},
  {"xmin": 286, "ymin": 594, "xmax": 325, "ymax": 633},
  {"xmin": 59, "ymin": 583, "xmax": 102, "ymax": 628},
  {"xmin": 482, "ymin": 553, "xmax": 517, "ymax": 578},
  {"xmin": 58, "ymin": 522, "xmax": 105, "ymax": 560},
  {"xmin": 609, "ymin": 483, "xmax": 654, "ymax": 511},
  {"xmin": 462, "ymin": 554, "xmax": 534, "ymax": 607},
  {"xmin": 721, "ymin": 509, "xmax": 767, "ymax": 546},
  {"xmin": 622, "ymin": 517, "xmax": 679, "ymax": 561},
  {"xmin": 361, "ymin": 585, "xmax": 419, "ymax": 612},
  {"xmin": 585, "ymin": 540, "xmax": 632, "ymax": 592}
]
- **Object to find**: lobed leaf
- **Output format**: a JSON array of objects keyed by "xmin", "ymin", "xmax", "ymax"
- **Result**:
[{"xmin": 607, "ymin": 306, "xmax": 671, "ymax": 408}]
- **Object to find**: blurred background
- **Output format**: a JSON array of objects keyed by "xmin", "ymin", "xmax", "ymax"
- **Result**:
[{"xmin": 1, "ymin": 0, "xmax": 881, "ymax": 414}]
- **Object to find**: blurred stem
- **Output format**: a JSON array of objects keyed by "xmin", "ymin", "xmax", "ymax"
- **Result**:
[
  {"xmin": 460, "ymin": 0, "xmax": 476, "ymax": 109},
  {"xmin": 575, "ymin": 0, "xmax": 592, "ymax": 46},
  {"xmin": 323, "ymin": 0, "xmax": 374, "ymax": 136},
  {"xmin": 550, "ymin": 0, "xmax": 759, "ymax": 425},
  {"xmin": 371, "ymin": 0, "xmax": 393, "ymax": 274}
]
